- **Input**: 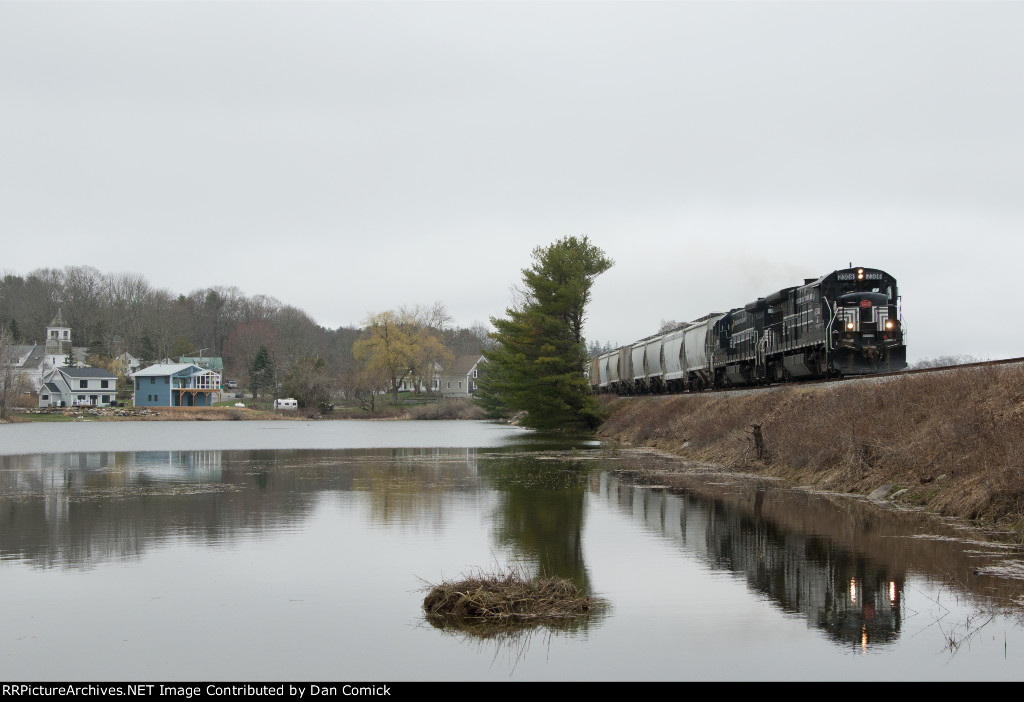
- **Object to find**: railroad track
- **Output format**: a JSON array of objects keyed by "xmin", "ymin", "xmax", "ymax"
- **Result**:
[{"xmin": 604, "ymin": 355, "xmax": 1024, "ymax": 398}]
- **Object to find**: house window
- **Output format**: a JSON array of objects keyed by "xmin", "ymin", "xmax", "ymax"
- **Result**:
[
  {"xmin": 102, "ymin": 395, "xmax": 110, "ymax": 403},
  {"xmin": 101, "ymin": 380, "xmax": 109, "ymax": 389},
  {"xmin": 165, "ymin": 377, "xmax": 169, "ymax": 384},
  {"xmin": 77, "ymin": 395, "xmax": 85, "ymax": 402},
  {"xmin": 80, "ymin": 380, "xmax": 88, "ymax": 389},
  {"xmin": 472, "ymin": 369, "xmax": 478, "ymax": 378},
  {"xmin": 447, "ymin": 382, "xmax": 451, "ymax": 389},
  {"xmin": 151, "ymin": 377, "xmax": 155, "ymax": 384},
  {"xmin": 458, "ymin": 381, "xmax": 462, "ymax": 388},
  {"xmin": 41, "ymin": 394, "xmax": 49, "ymax": 401}
]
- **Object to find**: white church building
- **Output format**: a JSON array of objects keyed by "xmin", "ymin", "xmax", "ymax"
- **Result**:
[{"xmin": 3, "ymin": 310, "xmax": 90, "ymax": 390}]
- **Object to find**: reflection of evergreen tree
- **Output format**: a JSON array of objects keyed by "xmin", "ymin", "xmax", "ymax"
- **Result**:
[{"xmin": 480, "ymin": 456, "xmax": 591, "ymax": 591}]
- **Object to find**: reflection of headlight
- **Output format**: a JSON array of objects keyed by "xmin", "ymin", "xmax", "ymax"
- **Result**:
[
  {"xmin": 846, "ymin": 322, "xmax": 855, "ymax": 330},
  {"xmin": 885, "ymin": 320, "xmax": 894, "ymax": 329}
]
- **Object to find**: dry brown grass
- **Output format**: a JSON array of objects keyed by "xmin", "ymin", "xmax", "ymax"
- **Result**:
[
  {"xmin": 403, "ymin": 398, "xmax": 487, "ymax": 420},
  {"xmin": 422, "ymin": 567, "xmax": 596, "ymax": 628},
  {"xmin": 598, "ymin": 365, "xmax": 1024, "ymax": 534},
  {"xmin": 135, "ymin": 406, "xmax": 285, "ymax": 421}
]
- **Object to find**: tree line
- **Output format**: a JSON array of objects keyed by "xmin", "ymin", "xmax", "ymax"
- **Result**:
[
  {"xmin": 0, "ymin": 267, "xmax": 488, "ymax": 409},
  {"xmin": 4, "ymin": 235, "xmax": 612, "ymax": 431}
]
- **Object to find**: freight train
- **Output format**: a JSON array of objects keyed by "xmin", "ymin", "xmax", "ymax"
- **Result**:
[{"xmin": 590, "ymin": 267, "xmax": 907, "ymax": 394}]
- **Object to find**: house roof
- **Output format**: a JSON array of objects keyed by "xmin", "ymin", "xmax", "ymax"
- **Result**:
[
  {"xmin": 48, "ymin": 309, "xmax": 68, "ymax": 327},
  {"xmin": 134, "ymin": 363, "xmax": 218, "ymax": 377},
  {"xmin": 179, "ymin": 356, "xmax": 223, "ymax": 371},
  {"xmin": 447, "ymin": 355, "xmax": 485, "ymax": 375},
  {"xmin": 5, "ymin": 344, "xmax": 44, "ymax": 368},
  {"xmin": 43, "ymin": 382, "xmax": 60, "ymax": 393},
  {"xmin": 58, "ymin": 366, "xmax": 117, "ymax": 379}
]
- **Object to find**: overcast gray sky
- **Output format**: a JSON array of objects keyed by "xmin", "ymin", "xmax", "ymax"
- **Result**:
[{"xmin": 2, "ymin": 1, "xmax": 1022, "ymax": 362}]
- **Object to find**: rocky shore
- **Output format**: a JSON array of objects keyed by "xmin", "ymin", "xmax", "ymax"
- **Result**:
[
  {"xmin": 21, "ymin": 406, "xmax": 161, "ymax": 419},
  {"xmin": 12, "ymin": 406, "xmax": 282, "ymax": 421},
  {"xmin": 9, "ymin": 397, "xmax": 486, "ymax": 423}
]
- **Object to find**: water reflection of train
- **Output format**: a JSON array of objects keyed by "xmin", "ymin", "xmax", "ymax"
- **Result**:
[{"xmin": 596, "ymin": 472, "xmax": 904, "ymax": 649}]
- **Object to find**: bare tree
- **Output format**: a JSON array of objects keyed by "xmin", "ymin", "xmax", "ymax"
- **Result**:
[
  {"xmin": 0, "ymin": 327, "xmax": 30, "ymax": 420},
  {"xmin": 340, "ymin": 361, "xmax": 390, "ymax": 414},
  {"xmin": 401, "ymin": 301, "xmax": 452, "ymax": 333},
  {"xmin": 105, "ymin": 272, "xmax": 152, "ymax": 352},
  {"xmin": 223, "ymin": 321, "xmax": 281, "ymax": 381},
  {"xmin": 909, "ymin": 355, "xmax": 985, "ymax": 370}
]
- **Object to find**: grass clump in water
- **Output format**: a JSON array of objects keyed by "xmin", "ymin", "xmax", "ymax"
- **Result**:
[{"xmin": 422, "ymin": 566, "xmax": 597, "ymax": 630}]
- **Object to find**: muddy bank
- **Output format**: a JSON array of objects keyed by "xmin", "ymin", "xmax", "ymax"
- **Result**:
[{"xmin": 597, "ymin": 364, "xmax": 1024, "ymax": 537}]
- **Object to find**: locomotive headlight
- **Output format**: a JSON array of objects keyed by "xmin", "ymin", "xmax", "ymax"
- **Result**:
[
  {"xmin": 885, "ymin": 320, "xmax": 894, "ymax": 330},
  {"xmin": 846, "ymin": 322, "xmax": 855, "ymax": 330},
  {"xmin": 857, "ymin": 268, "xmax": 865, "ymax": 280}
]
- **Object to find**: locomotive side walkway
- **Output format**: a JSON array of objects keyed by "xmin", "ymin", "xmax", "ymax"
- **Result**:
[{"xmin": 597, "ymin": 362, "xmax": 1024, "ymax": 539}]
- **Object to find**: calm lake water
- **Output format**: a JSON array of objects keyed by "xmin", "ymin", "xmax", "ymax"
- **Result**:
[{"xmin": 1, "ymin": 420, "xmax": 1022, "ymax": 681}]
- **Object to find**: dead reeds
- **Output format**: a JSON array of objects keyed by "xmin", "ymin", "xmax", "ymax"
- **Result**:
[
  {"xmin": 597, "ymin": 364, "xmax": 1024, "ymax": 533},
  {"xmin": 422, "ymin": 567, "xmax": 597, "ymax": 632}
]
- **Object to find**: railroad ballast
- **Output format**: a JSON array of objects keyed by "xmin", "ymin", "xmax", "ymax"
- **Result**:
[{"xmin": 591, "ymin": 267, "xmax": 908, "ymax": 394}]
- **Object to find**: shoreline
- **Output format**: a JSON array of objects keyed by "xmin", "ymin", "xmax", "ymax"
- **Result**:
[
  {"xmin": 5, "ymin": 397, "xmax": 487, "ymax": 423},
  {"xmin": 9, "ymin": 369, "xmax": 1022, "ymax": 539},
  {"xmin": 595, "ymin": 364, "xmax": 1024, "ymax": 540}
]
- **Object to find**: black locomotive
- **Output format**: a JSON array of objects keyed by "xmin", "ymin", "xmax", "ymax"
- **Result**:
[{"xmin": 591, "ymin": 267, "xmax": 907, "ymax": 393}]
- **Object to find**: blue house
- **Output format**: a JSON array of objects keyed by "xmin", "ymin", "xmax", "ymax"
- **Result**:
[{"xmin": 133, "ymin": 363, "xmax": 222, "ymax": 407}]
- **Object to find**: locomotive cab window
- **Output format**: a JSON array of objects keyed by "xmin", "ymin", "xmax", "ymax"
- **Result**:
[{"xmin": 867, "ymin": 285, "xmax": 896, "ymax": 302}]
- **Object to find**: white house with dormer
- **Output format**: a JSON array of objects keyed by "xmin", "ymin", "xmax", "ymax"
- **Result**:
[{"xmin": 38, "ymin": 367, "xmax": 118, "ymax": 407}]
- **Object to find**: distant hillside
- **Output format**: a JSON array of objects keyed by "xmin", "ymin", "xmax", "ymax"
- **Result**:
[{"xmin": 0, "ymin": 266, "xmax": 486, "ymax": 391}]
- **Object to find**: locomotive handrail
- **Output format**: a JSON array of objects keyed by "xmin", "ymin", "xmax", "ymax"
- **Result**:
[{"xmin": 825, "ymin": 299, "xmax": 838, "ymax": 352}]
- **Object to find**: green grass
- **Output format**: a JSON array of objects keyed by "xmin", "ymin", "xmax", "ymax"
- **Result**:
[{"xmin": 10, "ymin": 412, "xmax": 78, "ymax": 422}]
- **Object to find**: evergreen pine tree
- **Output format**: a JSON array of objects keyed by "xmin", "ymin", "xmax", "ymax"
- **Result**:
[
  {"xmin": 140, "ymin": 331, "xmax": 159, "ymax": 366},
  {"xmin": 475, "ymin": 236, "xmax": 612, "ymax": 430},
  {"xmin": 249, "ymin": 344, "xmax": 276, "ymax": 400}
]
